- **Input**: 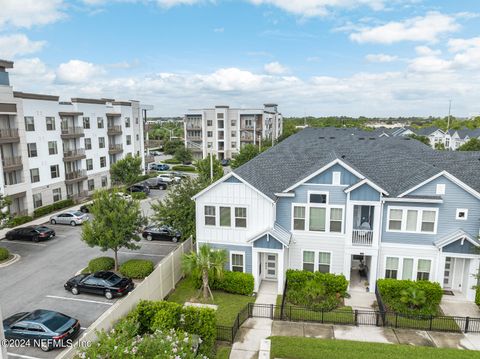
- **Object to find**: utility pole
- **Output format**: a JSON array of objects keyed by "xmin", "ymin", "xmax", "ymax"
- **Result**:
[
  {"xmin": 253, "ymin": 117, "xmax": 256, "ymax": 146},
  {"xmin": 209, "ymin": 151, "xmax": 213, "ymax": 183},
  {"xmin": 447, "ymin": 100, "xmax": 452, "ymax": 131}
]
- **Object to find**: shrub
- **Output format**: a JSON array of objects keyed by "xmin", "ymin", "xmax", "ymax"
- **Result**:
[
  {"xmin": 172, "ymin": 165, "xmax": 196, "ymax": 172},
  {"xmin": 129, "ymin": 300, "xmax": 182, "ymax": 333},
  {"xmin": 151, "ymin": 302, "xmax": 183, "ymax": 331},
  {"xmin": 214, "ymin": 271, "xmax": 254, "ymax": 295},
  {"xmin": 476, "ymin": 286, "xmax": 480, "ymax": 307},
  {"xmin": 120, "ymin": 259, "xmax": 154, "ymax": 279},
  {"xmin": 163, "ymin": 158, "xmax": 181, "ymax": 164},
  {"xmin": 183, "ymin": 305, "xmax": 216, "ymax": 356},
  {"xmin": 0, "ymin": 247, "xmax": 9, "ymax": 261},
  {"xmin": 33, "ymin": 199, "xmax": 75, "ymax": 218},
  {"xmin": 7, "ymin": 215, "xmax": 33, "ymax": 228},
  {"xmin": 87, "ymin": 256, "xmax": 115, "ymax": 273},
  {"xmin": 131, "ymin": 192, "xmax": 147, "ymax": 200}
]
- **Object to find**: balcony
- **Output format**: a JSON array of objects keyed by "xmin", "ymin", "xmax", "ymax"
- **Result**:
[
  {"xmin": 108, "ymin": 144, "xmax": 123, "ymax": 154},
  {"xmin": 186, "ymin": 124, "xmax": 202, "ymax": 130},
  {"xmin": 61, "ymin": 127, "xmax": 84, "ymax": 139},
  {"xmin": 352, "ymin": 229, "xmax": 374, "ymax": 246},
  {"xmin": 65, "ymin": 170, "xmax": 88, "ymax": 184},
  {"xmin": 2, "ymin": 156, "xmax": 22, "ymax": 172},
  {"xmin": 107, "ymin": 125, "xmax": 122, "ymax": 135},
  {"xmin": 145, "ymin": 155, "xmax": 155, "ymax": 163},
  {"xmin": 0, "ymin": 128, "xmax": 20, "ymax": 144},
  {"xmin": 63, "ymin": 148, "xmax": 86, "ymax": 162},
  {"xmin": 67, "ymin": 190, "xmax": 89, "ymax": 201}
]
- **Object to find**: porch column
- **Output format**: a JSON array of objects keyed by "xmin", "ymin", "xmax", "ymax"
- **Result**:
[
  {"xmin": 437, "ymin": 255, "xmax": 447, "ymax": 286},
  {"xmin": 466, "ymin": 258, "xmax": 480, "ymax": 301},
  {"xmin": 369, "ymin": 254, "xmax": 378, "ymax": 293},
  {"xmin": 277, "ymin": 250, "xmax": 284, "ymax": 295},
  {"xmin": 252, "ymin": 249, "xmax": 260, "ymax": 293}
]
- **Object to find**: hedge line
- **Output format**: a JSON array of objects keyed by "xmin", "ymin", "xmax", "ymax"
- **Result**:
[
  {"xmin": 0, "ymin": 247, "xmax": 9, "ymax": 261},
  {"xmin": 171, "ymin": 165, "xmax": 196, "ymax": 172},
  {"xmin": 120, "ymin": 259, "xmax": 154, "ymax": 279},
  {"xmin": 476, "ymin": 286, "xmax": 480, "ymax": 307},
  {"xmin": 163, "ymin": 158, "xmax": 181, "ymax": 164},
  {"xmin": 7, "ymin": 215, "xmax": 33, "ymax": 228},
  {"xmin": 194, "ymin": 271, "xmax": 255, "ymax": 296},
  {"xmin": 33, "ymin": 199, "xmax": 75, "ymax": 218}
]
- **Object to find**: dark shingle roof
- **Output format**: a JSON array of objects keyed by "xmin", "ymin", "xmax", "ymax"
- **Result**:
[{"xmin": 234, "ymin": 127, "xmax": 480, "ymax": 200}]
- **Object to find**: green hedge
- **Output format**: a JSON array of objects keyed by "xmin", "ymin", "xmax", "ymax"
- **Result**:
[
  {"xmin": 7, "ymin": 215, "xmax": 33, "ymax": 228},
  {"xmin": 0, "ymin": 247, "xmax": 9, "ymax": 261},
  {"xmin": 476, "ymin": 286, "xmax": 480, "ymax": 307},
  {"xmin": 213, "ymin": 271, "xmax": 254, "ymax": 296},
  {"xmin": 87, "ymin": 256, "xmax": 115, "ymax": 273},
  {"xmin": 120, "ymin": 259, "xmax": 154, "ymax": 279},
  {"xmin": 171, "ymin": 165, "xmax": 196, "ymax": 172},
  {"xmin": 33, "ymin": 199, "xmax": 75, "ymax": 218},
  {"xmin": 131, "ymin": 192, "xmax": 147, "ymax": 200},
  {"xmin": 377, "ymin": 279, "xmax": 443, "ymax": 316},
  {"xmin": 163, "ymin": 158, "xmax": 181, "ymax": 164}
]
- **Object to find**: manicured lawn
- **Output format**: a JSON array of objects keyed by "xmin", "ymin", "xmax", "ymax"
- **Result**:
[
  {"xmin": 269, "ymin": 336, "xmax": 479, "ymax": 359},
  {"xmin": 215, "ymin": 343, "xmax": 232, "ymax": 359},
  {"xmin": 384, "ymin": 312, "xmax": 461, "ymax": 332},
  {"xmin": 167, "ymin": 277, "xmax": 255, "ymax": 326}
]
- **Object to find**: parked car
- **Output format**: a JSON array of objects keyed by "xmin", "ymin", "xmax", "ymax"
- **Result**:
[
  {"xmin": 80, "ymin": 203, "xmax": 91, "ymax": 213},
  {"xmin": 127, "ymin": 183, "xmax": 150, "ymax": 194},
  {"xmin": 116, "ymin": 192, "xmax": 133, "ymax": 201},
  {"xmin": 142, "ymin": 225, "xmax": 182, "ymax": 242},
  {"xmin": 5, "ymin": 225, "xmax": 55, "ymax": 242},
  {"xmin": 157, "ymin": 173, "xmax": 181, "ymax": 183},
  {"xmin": 182, "ymin": 160, "xmax": 192, "ymax": 165},
  {"xmin": 64, "ymin": 271, "xmax": 134, "ymax": 299},
  {"xmin": 221, "ymin": 159, "xmax": 230, "ymax": 166},
  {"xmin": 150, "ymin": 163, "xmax": 170, "ymax": 171},
  {"xmin": 143, "ymin": 178, "xmax": 168, "ymax": 190},
  {"xmin": 169, "ymin": 171, "xmax": 188, "ymax": 179},
  {"xmin": 50, "ymin": 211, "xmax": 89, "ymax": 226},
  {"xmin": 3, "ymin": 310, "xmax": 80, "ymax": 352}
]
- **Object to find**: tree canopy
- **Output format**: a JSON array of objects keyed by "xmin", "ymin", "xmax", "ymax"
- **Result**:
[
  {"xmin": 458, "ymin": 138, "xmax": 480, "ymax": 151},
  {"xmin": 195, "ymin": 155, "xmax": 224, "ymax": 183},
  {"xmin": 110, "ymin": 154, "xmax": 143, "ymax": 186},
  {"xmin": 0, "ymin": 195, "xmax": 11, "ymax": 229},
  {"xmin": 408, "ymin": 134, "xmax": 430, "ymax": 146},
  {"xmin": 230, "ymin": 144, "xmax": 260, "ymax": 169},
  {"xmin": 163, "ymin": 139, "xmax": 184, "ymax": 155},
  {"xmin": 174, "ymin": 147, "xmax": 193, "ymax": 164}
]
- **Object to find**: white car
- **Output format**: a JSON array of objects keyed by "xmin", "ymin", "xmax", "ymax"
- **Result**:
[
  {"xmin": 50, "ymin": 211, "xmax": 89, "ymax": 226},
  {"xmin": 116, "ymin": 192, "xmax": 133, "ymax": 201},
  {"xmin": 157, "ymin": 174, "xmax": 181, "ymax": 183}
]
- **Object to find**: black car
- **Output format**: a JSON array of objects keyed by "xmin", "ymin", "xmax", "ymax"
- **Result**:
[
  {"xmin": 142, "ymin": 225, "xmax": 181, "ymax": 242},
  {"xmin": 221, "ymin": 159, "xmax": 230, "ymax": 166},
  {"xmin": 5, "ymin": 225, "xmax": 55, "ymax": 242},
  {"xmin": 80, "ymin": 203, "xmax": 91, "ymax": 213},
  {"xmin": 143, "ymin": 178, "xmax": 168, "ymax": 190},
  {"xmin": 64, "ymin": 271, "xmax": 134, "ymax": 299},
  {"xmin": 3, "ymin": 310, "xmax": 80, "ymax": 352},
  {"xmin": 127, "ymin": 183, "xmax": 150, "ymax": 194}
]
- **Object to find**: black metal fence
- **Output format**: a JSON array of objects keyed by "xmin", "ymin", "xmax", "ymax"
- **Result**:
[{"xmin": 216, "ymin": 302, "xmax": 250, "ymax": 343}]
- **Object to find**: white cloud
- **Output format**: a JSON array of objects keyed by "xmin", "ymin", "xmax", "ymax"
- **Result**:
[
  {"xmin": 0, "ymin": 34, "xmax": 46, "ymax": 59},
  {"xmin": 156, "ymin": 0, "xmax": 203, "ymax": 8},
  {"xmin": 350, "ymin": 12, "xmax": 459, "ymax": 44},
  {"xmin": 56, "ymin": 60, "xmax": 105, "ymax": 83},
  {"xmin": 415, "ymin": 46, "xmax": 441, "ymax": 56},
  {"xmin": 214, "ymin": 27, "xmax": 224, "ymax": 33},
  {"xmin": 10, "ymin": 58, "xmax": 56, "ymax": 86},
  {"xmin": 264, "ymin": 61, "xmax": 288, "ymax": 74},
  {"xmin": 408, "ymin": 56, "xmax": 451, "ymax": 73},
  {"xmin": 0, "ymin": 0, "xmax": 65, "ymax": 29},
  {"xmin": 448, "ymin": 36, "xmax": 480, "ymax": 52},
  {"xmin": 365, "ymin": 53, "xmax": 398, "ymax": 63}
]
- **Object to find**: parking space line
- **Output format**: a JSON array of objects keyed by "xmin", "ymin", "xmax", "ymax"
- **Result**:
[
  {"xmin": 0, "ymin": 241, "xmax": 47, "ymax": 247},
  {"xmin": 45, "ymin": 295, "xmax": 113, "ymax": 306},
  {"xmin": 140, "ymin": 241, "xmax": 179, "ymax": 246},
  {"xmin": 118, "ymin": 251, "xmax": 165, "ymax": 257},
  {"xmin": 7, "ymin": 353, "xmax": 44, "ymax": 359}
]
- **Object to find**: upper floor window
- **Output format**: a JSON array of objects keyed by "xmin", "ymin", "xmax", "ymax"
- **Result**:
[
  {"xmin": 436, "ymin": 183, "xmax": 445, "ymax": 195},
  {"xmin": 25, "ymin": 116, "xmax": 35, "ymax": 131},
  {"xmin": 126, "ymin": 135, "xmax": 132, "ymax": 145},
  {"xmin": 48, "ymin": 141, "xmax": 58, "ymax": 155},
  {"xmin": 99, "ymin": 137, "xmax": 105, "ymax": 148},
  {"xmin": 332, "ymin": 171, "xmax": 341, "ymax": 185},
  {"xmin": 46, "ymin": 117, "xmax": 56, "ymax": 130},
  {"xmin": 30, "ymin": 168, "xmax": 40, "ymax": 183},
  {"xmin": 125, "ymin": 117, "xmax": 131, "ymax": 128},
  {"xmin": 293, "ymin": 206, "xmax": 306, "ymax": 230},
  {"xmin": 220, "ymin": 207, "xmax": 231, "ymax": 227},
  {"xmin": 85, "ymin": 138, "xmax": 92, "ymax": 150},
  {"xmin": 456, "ymin": 208, "xmax": 468, "ymax": 220},
  {"xmin": 83, "ymin": 117, "xmax": 90, "ymax": 129},
  {"xmin": 217, "ymin": 113, "xmax": 224, "ymax": 119},
  {"xmin": 33, "ymin": 193, "xmax": 42, "ymax": 208},
  {"xmin": 387, "ymin": 207, "xmax": 437, "ymax": 234},
  {"xmin": 207, "ymin": 131, "xmax": 213, "ymax": 137},
  {"xmin": 235, "ymin": 207, "xmax": 247, "ymax": 228},
  {"xmin": 293, "ymin": 203, "xmax": 343, "ymax": 234},
  {"xmin": 50, "ymin": 165, "xmax": 60, "ymax": 179},
  {"xmin": 204, "ymin": 206, "xmax": 216, "ymax": 226},
  {"xmin": 97, "ymin": 117, "xmax": 104, "ymax": 128},
  {"xmin": 309, "ymin": 193, "xmax": 327, "ymax": 204},
  {"xmin": 27, "ymin": 143, "xmax": 37, "ymax": 158},
  {"xmin": 207, "ymin": 120, "xmax": 213, "ymax": 126}
]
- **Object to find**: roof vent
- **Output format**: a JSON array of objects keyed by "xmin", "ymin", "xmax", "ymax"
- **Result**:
[
  {"xmin": 358, "ymin": 137, "xmax": 365, "ymax": 140},
  {"xmin": 329, "ymin": 136, "xmax": 335, "ymax": 139},
  {"xmin": 341, "ymin": 155, "xmax": 346, "ymax": 159},
  {"xmin": 319, "ymin": 136, "xmax": 325, "ymax": 139},
  {"xmin": 369, "ymin": 137, "xmax": 376, "ymax": 140}
]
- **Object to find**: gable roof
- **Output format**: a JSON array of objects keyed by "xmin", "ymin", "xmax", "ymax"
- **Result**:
[
  {"xmin": 247, "ymin": 222, "xmax": 291, "ymax": 247},
  {"xmin": 434, "ymin": 229, "xmax": 480, "ymax": 248}
]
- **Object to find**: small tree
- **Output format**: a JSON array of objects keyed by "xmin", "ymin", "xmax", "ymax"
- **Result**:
[
  {"xmin": 195, "ymin": 155, "xmax": 223, "ymax": 183},
  {"xmin": 458, "ymin": 138, "xmax": 480, "ymax": 151},
  {"xmin": 231, "ymin": 144, "xmax": 260, "ymax": 169},
  {"xmin": 0, "ymin": 195, "xmax": 11, "ymax": 229},
  {"xmin": 81, "ymin": 190, "xmax": 147, "ymax": 270},
  {"xmin": 182, "ymin": 244, "xmax": 227, "ymax": 300},
  {"xmin": 408, "ymin": 134, "xmax": 430, "ymax": 146},
  {"xmin": 163, "ymin": 140, "xmax": 184, "ymax": 155},
  {"xmin": 110, "ymin": 154, "xmax": 142, "ymax": 186},
  {"xmin": 400, "ymin": 287, "xmax": 427, "ymax": 309},
  {"xmin": 435, "ymin": 142, "xmax": 446, "ymax": 150},
  {"xmin": 174, "ymin": 147, "xmax": 193, "ymax": 164}
]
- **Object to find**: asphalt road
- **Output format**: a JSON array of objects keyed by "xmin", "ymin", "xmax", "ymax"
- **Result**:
[{"xmin": 0, "ymin": 189, "xmax": 174, "ymax": 359}]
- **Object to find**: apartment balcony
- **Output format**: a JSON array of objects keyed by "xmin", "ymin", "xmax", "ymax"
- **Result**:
[
  {"xmin": 240, "ymin": 135, "xmax": 255, "ymax": 142},
  {"xmin": 186, "ymin": 124, "xmax": 202, "ymax": 130},
  {"xmin": 67, "ymin": 190, "xmax": 89, "ymax": 201},
  {"xmin": 107, "ymin": 125, "xmax": 122, "ymax": 135},
  {"xmin": 0, "ymin": 128, "xmax": 20, "ymax": 144},
  {"xmin": 108, "ymin": 144, "xmax": 123, "ymax": 154},
  {"xmin": 65, "ymin": 170, "xmax": 88, "ymax": 184},
  {"xmin": 186, "ymin": 135, "xmax": 202, "ymax": 140},
  {"xmin": 63, "ymin": 148, "xmax": 86, "ymax": 162},
  {"xmin": 2, "ymin": 156, "xmax": 22, "ymax": 172},
  {"xmin": 145, "ymin": 155, "xmax": 155, "ymax": 163},
  {"xmin": 61, "ymin": 127, "xmax": 85, "ymax": 139},
  {"xmin": 352, "ymin": 229, "xmax": 374, "ymax": 247}
]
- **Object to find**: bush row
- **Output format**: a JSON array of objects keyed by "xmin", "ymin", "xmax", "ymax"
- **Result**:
[
  {"xmin": 172, "ymin": 165, "xmax": 196, "ymax": 172},
  {"xmin": 7, "ymin": 215, "xmax": 33, "ymax": 228},
  {"xmin": 194, "ymin": 271, "xmax": 254, "ymax": 296},
  {"xmin": 87, "ymin": 256, "xmax": 115, "ymax": 273},
  {"xmin": 286, "ymin": 269, "xmax": 349, "ymax": 296},
  {"xmin": 119, "ymin": 259, "xmax": 154, "ymax": 279},
  {"xmin": 0, "ymin": 247, "xmax": 9, "ymax": 261},
  {"xmin": 476, "ymin": 286, "xmax": 480, "ymax": 307},
  {"xmin": 163, "ymin": 158, "xmax": 181, "ymax": 164},
  {"xmin": 131, "ymin": 192, "xmax": 147, "ymax": 200},
  {"xmin": 33, "ymin": 199, "xmax": 75, "ymax": 218}
]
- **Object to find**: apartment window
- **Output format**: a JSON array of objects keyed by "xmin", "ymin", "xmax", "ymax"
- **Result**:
[
  {"xmin": 207, "ymin": 120, "xmax": 213, "ymax": 126},
  {"xmin": 48, "ymin": 141, "xmax": 57, "ymax": 155},
  {"xmin": 50, "ymin": 165, "xmax": 60, "ymax": 179},
  {"xmin": 388, "ymin": 209, "xmax": 402, "ymax": 230},
  {"xmin": 125, "ymin": 117, "xmax": 131, "ymax": 128},
  {"xmin": 52, "ymin": 188, "xmax": 62, "ymax": 202},
  {"xmin": 293, "ymin": 206, "xmax": 306, "ymax": 230},
  {"xmin": 88, "ymin": 179, "xmax": 95, "ymax": 191},
  {"xmin": 330, "ymin": 208, "xmax": 343, "ymax": 233},
  {"xmin": 136, "ymin": 134, "xmax": 139, "ymax": 141},
  {"xmin": 126, "ymin": 135, "xmax": 132, "ymax": 145},
  {"xmin": 303, "ymin": 251, "xmax": 315, "ymax": 272},
  {"xmin": 204, "ymin": 206, "xmax": 216, "ymax": 226},
  {"xmin": 421, "ymin": 211, "xmax": 436, "ymax": 232},
  {"xmin": 456, "ymin": 208, "xmax": 468, "ymax": 220},
  {"xmin": 436, "ymin": 183, "xmax": 445, "ymax": 195},
  {"xmin": 97, "ymin": 117, "xmax": 104, "ymax": 128},
  {"xmin": 86, "ymin": 159, "xmax": 93, "ymax": 171},
  {"xmin": 27, "ymin": 143, "xmax": 37, "ymax": 158},
  {"xmin": 309, "ymin": 207, "xmax": 326, "ymax": 232},
  {"xmin": 235, "ymin": 207, "xmax": 247, "ymax": 228},
  {"xmin": 30, "ymin": 168, "xmax": 40, "ymax": 183},
  {"xmin": 231, "ymin": 252, "xmax": 244, "ymax": 272},
  {"xmin": 100, "ymin": 156, "xmax": 106, "ymax": 168},
  {"xmin": 231, "ymin": 120, "xmax": 236, "ymax": 127},
  {"xmin": 220, "ymin": 207, "xmax": 231, "ymax": 227},
  {"xmin": 318, "ymin": 252, "xmax": 331, "ymax": 273},
  {"xmin": 231, "ymin": 142, "xmax": 237, "ymax": 149},
  {"xmin": 99, "ymin": 137, "xmax": 105, "ymax": 148},
  {"xmin": 385, "ymin": 257, "xmax": 399, "ymax": 279},
  {"xmin": 231, "ymin": 131, "xmax": 236, "ymax": 138},
  {"xmin": 84, "ymin": 138, "xmax": 92, "ymax": 150},
  {"xmin": 33, "ymin": 193, "xmax": 42, "ymax": 209},
  {"xmin": 309, "ymin": 193, "xmax": 327, "ymax": 204},
  {"xmin": 46, "ymin": 117, "xmax": 56, "ymax": 130},
  {"xmin": 83, "ymin": 117, "xmax": 90, "ymax": 129},
  {"xmin": 25, "ymin": 116, "xmax": 35, "ymax": 131},
  {"xmin": 217, "ymin": 113, "xmax": 224, "ymax": 119},
  {"xmin": 101, "ymin": 176, "xmax": 108, "ymax": 187},
  {"xmin": 402, "ymin": 258, "xmax": 414, "ymax": 280},
  {"xmin": 207, "ymin": 142, "xmax": 213, "ymax": 149},
  {"xmin": 207, "ymin": 131, "xmax": 213, "ymax": 137},
  {"xmin": 135, "ymin": 117, "xmax": 138, "ymax": 124},
  {"xmin": 417, "ymin": 259, "xmax": 431, "ymax": 281}
]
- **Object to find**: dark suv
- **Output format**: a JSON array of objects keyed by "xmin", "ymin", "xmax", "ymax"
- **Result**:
[
  {"xmin": 143, "ymin": 178, "xmax": 168, "ymax": 190},
  {"xmin": 127, "ymin": 183, "xmax": 150, "ymax": 194}
]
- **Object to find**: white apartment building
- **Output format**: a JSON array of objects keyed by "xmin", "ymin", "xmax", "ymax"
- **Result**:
[
  {"xmin": 0, "ymin": 60, "xmax": 150, "ymax": 216},
  {"xmin": 184, "ymin": 104, "xmax": 283, "ymax": 160}
]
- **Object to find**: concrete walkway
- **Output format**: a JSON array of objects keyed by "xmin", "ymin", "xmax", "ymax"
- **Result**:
[{"xmin": 230, "ymin": 281, "xmax": 277, "ymax": 359}]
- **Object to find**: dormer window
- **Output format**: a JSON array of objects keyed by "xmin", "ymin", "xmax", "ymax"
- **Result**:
[{"xmin": 309, "ymin": 193, "xmax": 328, "ymax": 204}]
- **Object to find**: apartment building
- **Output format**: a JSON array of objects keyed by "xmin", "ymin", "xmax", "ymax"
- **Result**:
[
  {"xmin": 0, "ymin": 60, "xmax": 150, "ymax": 216},
  {"xmin": 184, "ymin": 104, "xmax": 283, "ymax": 160}
]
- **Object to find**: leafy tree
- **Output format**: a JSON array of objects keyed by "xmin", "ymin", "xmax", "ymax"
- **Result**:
[
  {"xmin": 400, "ymin": 287, "xmax": 427, "ymax": 309},
  {"xmin": 110, "ymin": 154, "xmax": 142, "ymax": 186},
  {"xmin": 195, "ymin": 155, "xmax": 223, "ymax": 183},
  {"xmin": 182, "ymin": 244, "xmax": 227, "ymax": 300},
  {"xmin": 231, "ymin": 144, "xmax": 260, "ymax": 169},
  {"xmin": 458, "ymin": 138, "xmax": 480, "ymax": 151},
  {"xmin": 408, "ymin": 134, "xmax": 430, "ymax": 146},
  {"xmin": 174, "ymin": 147, "xmax": 193, "ymax": 164},
  {"xmin": 81, "ymin": 190, "xmax": 147, "ymax": 270},
  {"xmin": 435, "ymin": 142, "xmax": 446, "ymax": 150},
  {"xmin": 163, "ymin": 139, "xmax": 184, "ymax": 155},
  {"xmin": 0, "ymin": 195, "xmax": 11, "ymax": 229}
]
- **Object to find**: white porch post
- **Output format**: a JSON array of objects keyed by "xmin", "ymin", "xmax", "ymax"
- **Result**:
[
  {"xmin": 466, "ymin": 258, "xmax": 480, "ymax": 301},
  {"xmin": 369, "ymin": 254, "xmax": 378, "ymax": 293},
  {"xmin": 277, "ymin": 250, "xmax": 284, "ymax": 295},
  {"xmin": 437, "ymin": 254, "xmax": 447, "ymax": 286},
  {"xmin": 252, "ymin": 249, "xmax": 260, "ymax": 293}
]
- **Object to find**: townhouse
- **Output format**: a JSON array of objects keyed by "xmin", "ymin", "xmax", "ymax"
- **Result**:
[
  {"xmin": 193, "ymin": 127, "xmax": 480, "ymax": 302},
  {"xmin": 0, "ymin": 60, "xmax": 150, "ymax": 216},
  {"xmin": 184, "ymin": 104, "xmax": 283, "ymax": 160}
]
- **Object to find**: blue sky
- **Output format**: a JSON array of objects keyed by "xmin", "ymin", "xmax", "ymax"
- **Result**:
[{"xmin": 1, "ymin": 0, "xmax": 480, "ymax": 117}]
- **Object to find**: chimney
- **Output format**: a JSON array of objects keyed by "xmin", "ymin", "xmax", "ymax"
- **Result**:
[{"xmin": 0, "ymin": 60, "xmax": 14, "ymax": 87}]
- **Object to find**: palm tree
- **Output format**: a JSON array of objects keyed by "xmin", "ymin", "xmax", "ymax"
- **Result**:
[
  {"xmin": 400, "ymin": 287, "xmax": 427, "ymax": 309},
  {"xmin": 182, "ymin": 244, "xmax": 227, "ymax": 300}
]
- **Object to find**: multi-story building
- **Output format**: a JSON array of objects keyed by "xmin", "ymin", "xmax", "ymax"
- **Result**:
[
  {"xmin": 193, "ymin": 127, "xmax": 480, "ymax": 303},
  {"xmin": 0, "ymin": 60, "xmax": 150, "ymax": 216},
  {"xmin": 184, "ymin": 104, "xmax": 283, "ymax": 160}
]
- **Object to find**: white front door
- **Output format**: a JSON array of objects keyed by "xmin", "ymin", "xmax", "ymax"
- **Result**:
[
  {"xmin": 265, "ymin": 253, "xmax": 277, "ymax": 280},
  {"xmin": 443, "ymin": 257, "xmax": 453, "ymax": 289}
]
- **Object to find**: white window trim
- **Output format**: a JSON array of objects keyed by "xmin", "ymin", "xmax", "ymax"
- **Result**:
[
  {"xmin": 230, "ymin": 251, "xmax": 245, "ymax": 273},
  {"xmin": 382, "ymin": 256, "xmax": 433, "ymax": 281},
  {"xmin": 301, "ymin": 249, "xmax": 332, "ymax": 273},
  {"xmin": 332, "ymin": 171, "xmax": 341, "ymax": 186},
  {"xmin": 204, "ymin": 205, "xmax": 216, "ymax": 227},
  {"xmin": 203, "ymin": 204, "xmax": 248, "ymax": 230},
  {"xmin": 386, "ymin": 206, "xmax": 438, "ymax": 234},
  {"xmin": 291, "ymin": 202, "xmax": 345, "ymax": 234},
  {"xmin": 456, "ymin": 208, "xmax": 468, "ymax": 221},
  {"xmin": 234, "ymin": 206, "xmax": 248, "ymax": 229},
  {"xmin": 308, "ymin": 190, "xmax": 329, "ymax": 204},
  {"xmin": 436, "ymin": 183, "xmax": 446, "ymax": 195}
]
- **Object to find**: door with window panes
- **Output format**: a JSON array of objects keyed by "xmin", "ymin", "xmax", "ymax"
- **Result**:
[{"xmin": 265, "ymin": 253, "xmax": 277, "ymax": 279}]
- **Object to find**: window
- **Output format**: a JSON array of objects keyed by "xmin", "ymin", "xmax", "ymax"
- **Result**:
[
  {"xmin": 85, "ymin": 138, "xmax": 92, "ymax": 150},
  {"xmin": 207, "ymin": 131, "xmax": 213, "ymax": 137},
  {"xmin": 303, "ymin": 251, "xmax": 315, "ymax": 272},
  {"xmin": 217, "ymin": 113, "xmax": 224, "ymax": 119},
  {"xmin": 231, "ymin": 252, "xmax": 244, "ymax": 272},
  {"xmin": 136, "ymin": 134, "xmax": 139, "ymax": 141},
  {"xmin": 100, "ymin": 156, "xmax": 106, "ymax": 168},
  {"xmin": 388, "ymin": 209, "xmax": 402, "ymax": 230},
  {"xmin": 27, "ymin": 143, "xmax": 37, "ymax": 157},
  {"xmin": 52, "ymin": 188, "xmax": 62, "ymax": 202},
  {"xmin": 97, "ymin": 117, "xmax": 104, "ymax": 128},
  {"xmin": 309, "ymin": 207, "xmax": 326, "ymax": 231},
  {"xmin": 405, "ymin": 210, "xmax": 418, "ymax": 231},
  {"xmin": 50, "ymin": 165, "xmax": 59, "ymax": 179},
  {"xmin": 99, "ymin": 137, "xmax": 105, "ymax": 148},
  {"xmin": 88, "ymin": 179, "xmax": 95, "ymax": 191},
  {"xmin": 318, "ymin": 252, "xmax": 331, "ymax": 273},
  {"xmin": 48, "ymin": 141, "xmax": 57, "ymax": 155},
  {"xmin": 388, "ymin": 207, "xmax": 437, "ymax": 233},
  {"xmin": 417, "ymin": 259, "xmax": 431, "ymax": 281},
  {"xmin": 332, "ymin": 171, "xmax": 341, "ymax": 185},
  {"xmin": 456, "ymin": 208, "xmax": 468, "ymax": 220},
  {"xmin": 330, "ymin": 208, "xmax": 343, "ymax": 233},
  {"xmin": 30, "ymin": 168, "xmax": 40, "ymax": 183},
  {"xmin": 83, "ymin": 117, "xmax": 90, "ymax": 129},
  {"xmin": 220, "ymin": 207, "xmax": 231, "ymax": 227},
  {"xmin": 204, "ymin": 206, "xmax": 216, "ymax": 226},
  {"xmin": 207, "ymin": 142, "xmax": 213, "ymax": 148},
  {"xmin": 436, "ymin": 183, "xmax": 445, "ymax": 195},
  {"xmin": 385, "ymin": 257, "xmax": 399, "ymax": 279},
  {"xmin": 135, "ymin": 117, "xmax": 138, "ymax": 124},
  {"xmin": 231, "ymin": 120, "xmax": 236, "ymax": 127},
  {"xmin": 125, "ymin": 117, "xmax": 131, "ymax": 127},
  {"xmin": 86, "ymin": 159, "xmax": 93, "ymax": 171},
  {"xmin": 33, "ymin": 193, "xmax": 42, "ymax": 208},
  {"xmin": 25, "ymin": 116, "xmax": 35, "ymax": 131},
  {"xmin": 231, "ymin": 142, "xmax": 236, "ymax": 149},
  {"xmin": 231, "ymin": 131, "xmax": 236, "ymax": 138},
  {"xmin": 46, "ymin": 117, "xmax": 55, "ymax": 130},
  {"xmin": 126, "ymin": 135, "xmax": 132, "ymax": 145},
  {"xmin": 421, "ymin": 211, "xmax": 436, "ymax": 232},
  {"xmin": 293, "ymin": 206, "xmax": 306, "ymax": 230},
  {"xmin": 235, "ymin": 207, "xmax": 247, "ymax": 228},
  {"xmin": 101, "ymin": 176, "xmax": 108, "ymax": 187},
  {"xmin": 309, "ymin": 193, "xmax": 327, "ymax": 204},
  {"xmin": 207, "ymin": 120, "xmax": 213, "ymax": 126},
  {"xmin": 402, "ymin": 258, "xmax": 414, "ymax": 280}
]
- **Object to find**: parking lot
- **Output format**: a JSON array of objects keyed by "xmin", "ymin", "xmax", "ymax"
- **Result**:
[{"xmin": 0, "ymin": 188, "xmax": 175, "ymax": 359}]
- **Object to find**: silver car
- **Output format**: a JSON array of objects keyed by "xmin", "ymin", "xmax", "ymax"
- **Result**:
[{"xmin": 49, "ymin": 211, "xmax": 89, "ymax": 226}]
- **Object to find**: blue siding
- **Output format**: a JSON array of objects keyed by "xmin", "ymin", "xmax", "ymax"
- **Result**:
[
  {"xmin": 0, "ymin": 72, "xmax": 9, "ymax": 86},
  {"xmin": 443, "ymin": 239, "xmax": 477, "ymax": 255},
  {"xmin": 382, "ymin": 175, "xmax": 480, "ymax": 246},
  {"xmin": 350, "ymin": 183, "xmax": 381, "ymax": 201},
  {"xmin": 306, "ymin": 163, "xmax": 359, "ymax": 186},
  {"xmin": 224, "ymin": 176, "xmax": 241, "ymax": 183},
  {"xmin": 204, "ymin": 243, "xmax": 252, "ymax": 273},
  {"xmin": 253, "ymin": 234, "xmax": 283, "ymax": 249}
]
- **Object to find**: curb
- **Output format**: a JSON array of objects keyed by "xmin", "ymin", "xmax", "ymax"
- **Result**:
[{"xmin": 0, "ymin": 253, "xmax": 20, "ymax": 268}]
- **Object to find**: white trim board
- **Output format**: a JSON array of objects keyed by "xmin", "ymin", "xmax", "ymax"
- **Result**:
[{"xmin": 344, "ymin": 178, "xmax": 389, "ymax": 196}]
